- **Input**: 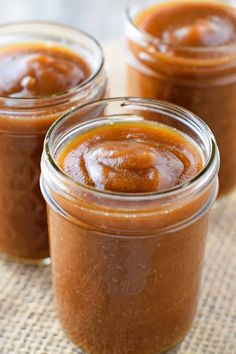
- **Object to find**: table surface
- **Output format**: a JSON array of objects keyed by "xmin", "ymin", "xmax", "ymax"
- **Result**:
[{"xmin": 0, "ymin": 43, "xmax": 235, "ymax": 354}]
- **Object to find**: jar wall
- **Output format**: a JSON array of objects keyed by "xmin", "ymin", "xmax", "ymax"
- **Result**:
[
  {"xmin": 126, "ymin": 64, "xmax": 236, "ymax": 196},
  {"xmin": 0, "ymin": 133, "xmax": 48, "ymax": 260},
  {"xmin": 47, "ymin": 204, "xmax": 209, "ymax": 354}
]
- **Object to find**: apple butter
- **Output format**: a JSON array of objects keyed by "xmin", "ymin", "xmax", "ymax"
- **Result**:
[
  {"xmin": 57, "ymin": 122, "xmax": 203, "ymax": 193},
  {"xmin": 0, "ymin": 22, "xmax": 106, "ymax": 263},
  {"xmin": 126, "ymin": 0, "xmax": 236, "ymax": 196},
  {"xmin": 40, "ymin": 98, "xmax": 219, "ymax": 353}
]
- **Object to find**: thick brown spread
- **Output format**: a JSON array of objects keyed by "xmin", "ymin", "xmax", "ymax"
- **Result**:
[
  {"xmin": 0, "ymin": 45, "xmax": 90, "ymax": 98},
  {"xmin": 0, "ymin": 43, "xmax": 93, "ymax": 261},
  {"xmin": 127, "ymin": 0, "xmax": 236, "ymax": 195},
  {"xmin": 136, "ymin": 1, "xmax": 236, "ymax": 47},
  {"xmin": 57, "ymin": 121, "xmax": 203, "ymax": 193}
]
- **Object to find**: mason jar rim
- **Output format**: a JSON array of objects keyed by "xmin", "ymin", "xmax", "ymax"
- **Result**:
[
  {"xmin": 126, "ymin": 0, "xmax": 236, "ymax": 54},
  {"xmin": 42, "ymin": 97, "xmax": 219, "ymax": 202},
  {"xmin": 0, "ymin": 20, "xmax": 105, "ymax": 102}
]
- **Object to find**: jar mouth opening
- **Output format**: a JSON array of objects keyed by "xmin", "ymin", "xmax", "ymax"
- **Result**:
[
  {"xmin": 43, "ymin": 97, "xmax": 219, "ymax": 201},
  {"xmin": 0, "ymin": 21, "xmax": 105, "ymax": 102},
  {"xmin": 126, "ymin": 0, "xmax": 236, "ymax": 54}
]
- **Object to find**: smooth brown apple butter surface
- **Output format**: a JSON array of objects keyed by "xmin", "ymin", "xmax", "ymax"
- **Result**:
[
  {"xmin": 0, "ymin": 45, "xmax": 90, "ymax": 98},
  {"xmin": 58, "ymin": 121, "xmax": 203, "ymax": 193},
  {"xmin": 127, "ymin": 0, "xmax": 236, "ymax": 195},
  {"xmin": 135, "ymin": 1, "xmax": 236, "ymax": 48},
  {"xmin": 0, "ymin": 44, "xmax": 91, "ymax": 261}
]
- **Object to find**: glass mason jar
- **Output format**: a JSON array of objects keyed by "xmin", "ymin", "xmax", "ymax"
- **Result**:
[
  {"xmin": 41, "ymin": 98, "xmax": 219, "ymax": 354},
  {"xmin": 0, "ymin": 22, "xmax": 106, "ymax": 264},
  {"xmin": 125, "ymin": 0, "xmax": 236, "ymax": 197}
]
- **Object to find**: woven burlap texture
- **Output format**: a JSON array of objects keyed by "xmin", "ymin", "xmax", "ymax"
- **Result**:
[{"xmin": 0, "ymin": 45, "xmax": 236, "ymax": 354}]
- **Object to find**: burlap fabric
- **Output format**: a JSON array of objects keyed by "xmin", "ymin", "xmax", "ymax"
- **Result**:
[{"xmin": 0, "ymin": 45, "xmax": 235, "ymax": 354}]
